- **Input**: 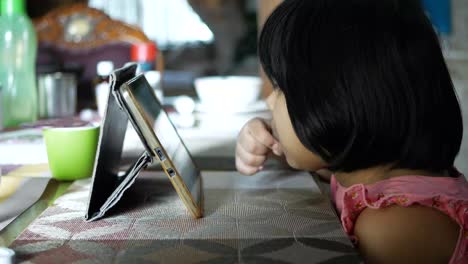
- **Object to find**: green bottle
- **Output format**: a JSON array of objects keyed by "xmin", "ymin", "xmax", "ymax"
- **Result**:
[{"xmin": 0, "ymin": 0, "xmax": 37, "ymax": 127}]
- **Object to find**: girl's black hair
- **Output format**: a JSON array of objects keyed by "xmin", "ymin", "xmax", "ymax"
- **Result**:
[{"xmin": 259, "ymin": 0, "xmax": 463, "ymax": 173}]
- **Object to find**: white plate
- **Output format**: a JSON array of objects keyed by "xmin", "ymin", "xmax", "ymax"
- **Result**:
[{"xmin": 195, "ymin": 100, "xmax": 268, "ymax": 114}]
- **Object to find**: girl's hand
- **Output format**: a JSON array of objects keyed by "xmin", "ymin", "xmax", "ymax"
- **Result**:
[{"xmin": 235, "ymin": 118, "xmax": 283, "ymax": 175}]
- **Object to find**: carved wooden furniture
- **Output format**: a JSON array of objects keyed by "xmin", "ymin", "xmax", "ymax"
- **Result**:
[
  {"xmin": 34, "ymin": 3, "xmax": 150, "ymax": 49},
  {"xmin": 34, "ymin": 3, "xmax": 164, "ymax": 110}
]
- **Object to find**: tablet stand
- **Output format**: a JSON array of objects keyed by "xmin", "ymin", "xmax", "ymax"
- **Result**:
[{"xmin": 85, "ymin": 64, "xmax": 153, "ymax": 221}]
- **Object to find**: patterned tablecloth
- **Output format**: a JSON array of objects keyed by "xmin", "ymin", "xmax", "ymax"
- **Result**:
[{"xmin": 10, "ymin": 170, "xmax": 360, "ymax": 263}]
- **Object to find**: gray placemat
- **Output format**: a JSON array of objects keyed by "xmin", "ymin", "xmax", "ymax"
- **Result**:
[{"xmin": 11, "ymin": 170, "xmax": 360, "ymax": 263}]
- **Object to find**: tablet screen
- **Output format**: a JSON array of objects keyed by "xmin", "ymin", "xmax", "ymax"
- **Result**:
[{"xmin": 125, "ymin": 76, "xmax": 200, "ymax": 205}]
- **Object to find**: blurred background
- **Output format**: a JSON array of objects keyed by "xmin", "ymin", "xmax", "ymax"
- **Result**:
[
  {"xmin": 28, "ymin": 0, "xmax": 260, "ymax": 95},
  {"xmin": 1, "ymin": 0, "xmax": 468, "ymax": 173},
  {"xmin": 23, "ymin": 0, "xmax": 468, "ymax": 99}
]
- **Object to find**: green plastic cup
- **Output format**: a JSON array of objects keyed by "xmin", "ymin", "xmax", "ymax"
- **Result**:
[{"xmin": 43, "ymin": 126, "xmax": 100, "ymax": 181}]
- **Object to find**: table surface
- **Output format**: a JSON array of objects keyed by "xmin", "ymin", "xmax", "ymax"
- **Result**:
[
  {"xmin": 0, "ymin": 109, "xmax": 361, "ymax": 263},
  {"xmin": 8, "ymin": 170, "xmax": 360, "ymax": 264}
]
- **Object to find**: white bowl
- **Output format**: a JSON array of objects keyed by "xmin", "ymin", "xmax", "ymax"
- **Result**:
[{"xmin": 194, "ymin": 76, "xmax": 262, "ymax": 108}]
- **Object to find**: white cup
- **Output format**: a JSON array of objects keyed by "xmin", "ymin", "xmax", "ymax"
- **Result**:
[{"xmin": 0, "ymin": 247, "xmax": 15, "ymax": 264}]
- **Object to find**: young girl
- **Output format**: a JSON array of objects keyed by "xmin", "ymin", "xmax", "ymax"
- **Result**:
[{"xmin": 236, "ymin": 0, "xmax": 468, "ymax": 263}]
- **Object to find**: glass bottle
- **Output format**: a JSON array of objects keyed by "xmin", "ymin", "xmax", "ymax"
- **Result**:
[{"xmin": 0, "ymin": 0, "xmax": 38, "ymax": 127}]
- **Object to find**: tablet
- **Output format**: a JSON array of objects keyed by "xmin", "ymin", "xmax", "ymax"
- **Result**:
[{"xmin": 119, "ymin": 75, "xmax": 203, "ymax": 218}]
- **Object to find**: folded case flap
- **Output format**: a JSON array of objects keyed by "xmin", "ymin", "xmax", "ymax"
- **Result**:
[{"xmin": 86, "ymin": 64, "xmax": 148, "ymax": 221}]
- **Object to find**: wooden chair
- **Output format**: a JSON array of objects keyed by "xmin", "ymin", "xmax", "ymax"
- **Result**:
[{"xmin": 34, "ymin": 3, "xmax": 164, "ymax": 110}]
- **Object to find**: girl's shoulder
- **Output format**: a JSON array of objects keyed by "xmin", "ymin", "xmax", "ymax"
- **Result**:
[
  {"xmin": 331, "ymin": 174, "xmax": 468, "ymax": 263},
  {"xmin": 332, "ymin": 174, "xmax": 468, "ymax": 219},
  {"xmin": 354, "ymin": 203, "xmax": 460, "ymax": 263}
]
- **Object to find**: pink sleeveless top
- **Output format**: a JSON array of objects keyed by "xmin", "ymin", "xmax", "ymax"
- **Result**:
[{"xmin": 331, "ymin": 174, "xmax": 468, "ymax": 264}]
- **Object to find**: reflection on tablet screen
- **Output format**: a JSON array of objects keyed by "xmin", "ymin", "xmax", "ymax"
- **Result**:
[{"xmin": 126, "ymin": 76, "xmax": 200, "ymax": 204}]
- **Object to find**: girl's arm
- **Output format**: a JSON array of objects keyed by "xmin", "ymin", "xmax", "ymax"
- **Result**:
[{"xmin": 354, "ymin": 205, "xmax": 459, "ymax": 263}]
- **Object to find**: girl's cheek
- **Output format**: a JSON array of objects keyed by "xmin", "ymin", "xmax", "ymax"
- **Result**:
[
  {"xmin": 266, "ymin": 92, "xmax": 277, "ymax": 110},
  {"xmin": 271, "ymin": 122, "xmax": 280, "ymax": 141}
]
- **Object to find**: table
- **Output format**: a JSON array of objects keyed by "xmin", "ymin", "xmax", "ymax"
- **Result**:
[{"xmin": 0, "ymin": 109, "xmax": 361, "ymax": 263}]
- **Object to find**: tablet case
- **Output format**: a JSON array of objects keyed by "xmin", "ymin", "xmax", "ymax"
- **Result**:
[{"xmin": 85, "ymin": 64, "xmax": 153, "ymax": 221}]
